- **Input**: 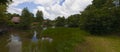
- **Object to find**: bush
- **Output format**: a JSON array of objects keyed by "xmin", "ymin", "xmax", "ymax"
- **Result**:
[{"xmin": 80, "ymin": 7, "xmax": 120, "ymax": 34}]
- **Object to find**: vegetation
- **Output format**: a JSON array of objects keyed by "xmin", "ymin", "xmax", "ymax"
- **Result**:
[
  {"xmin": 0, "ymin": 5, "xmax": 9, "ymax": 26},
  {"xmin": 54, "ymin": 14, "xmax": 80, "ymax": 28},
  {"xmin": 41, "ymin": 27, "xmax": 86, "ymax": 52},
  {"xmin": 80, "ymin": 0, "xmax": 120, "ymax": 34},
  {"xmin": 1, "ymin": 28, "xmax": 120, "ymax": 52},
  {"xmin": 66, "ymin": 14, "xmax": 80, "ymax": 27},
  {"xmin": 0, "ymin": 0, "xmax": 12, "ymax": 5},
  {"xmin": 55, "ymin": 16, "xmax": 66, "ymax": 27},
  {"xmin": 19, "ymin": 8, "xmax": 34, "ymax": 29},
  {"xmin": 0, "ymin": 0, "xmax": 12, "ymax": 31},
  {"xmin": 35, "ymin": 10, "xmax": 44, "ymax": 29},
  {"xmin": 0, "ymin": 0, "xmax": 120, "ymax": 35},
  {"xmin": 76, "ymin": 35, "xmax": 120, "ymax": 52},
  {"xmin": 1, "ymin": 0, "xmax": 120, "ymax": 52},
  {"xmin": 0, "ymin": 27, "xmax": 86, "ymax": 52},
  {"xmin": 35, "ymin": 10, "xmax": 44, "ymax": 23}
]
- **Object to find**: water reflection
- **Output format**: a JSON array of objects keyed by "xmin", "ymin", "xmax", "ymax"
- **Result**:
[
  {"xmin": 32, "ymin": 31, "xmax": 38, "ymax": 43},
  {"xmin": 5, "ymin": 30, "xmax": 54, "ymax": 52},
  {"xmin": 30, "ymin": 31, "xmax": 39, "ymax": 52},
  {"xmin": 7, "ymin": 35, "xmax": 22, "ymax": 52}
]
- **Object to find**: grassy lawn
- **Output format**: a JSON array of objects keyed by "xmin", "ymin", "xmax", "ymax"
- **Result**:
[{"xmin": 76, "ymin": 35, "xmax": 120, "ymax": 52}]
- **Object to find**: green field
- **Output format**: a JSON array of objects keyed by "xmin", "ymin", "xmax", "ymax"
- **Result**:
[
  {"xmin": 1, "ymin": 28, "xmax": 120, "ymax": 52},
  {"xmin": 75, "ymin": 35, "xmax": 120, "ymax": 52}
]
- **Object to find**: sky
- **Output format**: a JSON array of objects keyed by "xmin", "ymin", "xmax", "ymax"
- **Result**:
[{"xmin": 7, "ymin": 0, "xmax": 93, "ymax": 20}]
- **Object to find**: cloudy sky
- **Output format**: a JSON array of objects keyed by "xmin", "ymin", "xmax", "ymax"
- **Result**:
[{"xmin": 7, "ymin": 0, "xmax": 93, "ymax": 20}]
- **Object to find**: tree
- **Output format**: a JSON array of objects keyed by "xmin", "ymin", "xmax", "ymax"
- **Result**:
[
  {"xmin": 36, "ymin": 10, "xmax": 44, "ymax": 22},
  {"xmin": 20, "ymin": 8, "xmax": 33, "ymax": 29},
  {"xmin": 0, "ymin": 5, "xmax": 9, "ymax": 27},
  {"xmin": 35, "ymin": 10, "xmax": 44, "ymax": 29},
  {"xmin": 0, "ymin": 0, "xmax": 12, "ymax": 23},
  {"xmin": 80, "ymin": 0, "xmax": 120, "ymax": 34},
  {"xmin": 92, "ymin": 0, "xmax": 107, "ymax": 8},
  {"xmin": 55, "ymin": 16, "xmax": 65, "ymax": 27},
  {"xmin": 67, "ymin": 14, "xmax": 80, "ymax": 27},
  {"xmin": 36, "ymin": 10, "xmax": 44, "ymax": 23},
  {"xmin": 0, "ymin": 0, "xmax": 12, "ymax": 5}
]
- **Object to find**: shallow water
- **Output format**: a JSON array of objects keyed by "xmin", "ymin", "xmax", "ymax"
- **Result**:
[{"xmin": 0, "ymin": 30, "xmax": 53, "ymax": 52}]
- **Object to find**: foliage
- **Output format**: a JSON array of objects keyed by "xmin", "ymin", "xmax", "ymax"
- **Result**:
[
  {"xmin": 92, "ymin": 0, "xmax": 107, "ymax": 8},
  {"xmin": 55, "ymin": 16, "xmax": 66, "ymax": 27},
  {"xmin": 35, "ymin": 10, "xmax": 44, "ymax": 23},
  {"xmin": 35, "ymin": 10, "xmax": 44, "ymax": 29},
  {"xmin": 42, "ymin": 27, "xmax": 86, "ymax": 52},
  {"xmin": 0, "ymin": 5, "xmax": 10, "ymax": 27},
  {"xmin": 67, "ymin": 14, "xmax": 80, "ymax": 27},
  {"xmin": 0, "ymin": 0, "xmax": 12, "ymax": 26},
  {"xmin": 20, "ymin": 8, "xmax": 33, "ymax": 29},
  {"xmin": 0, "ymin": 0, "xmax": 12, "ymax": 5},
  {"xmin": 80, "ymin": 0, "xmax": 120, "ymax": 34}
]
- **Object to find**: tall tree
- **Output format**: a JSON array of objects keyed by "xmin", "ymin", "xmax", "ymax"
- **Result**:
[
  {"xmin": 0, "ymin": 5, "xmax": 9, "ymax": 27},
  {"xmin": 0, "ymin": 0, "xmax": 12, "ymax": 29},
  {"xmin": 20, "ymin": 8, "xmax": 33, "ymax": 29},
  {"xmin": 35, "ymin": 10, "xmax": 44, "ymax": 29},
  {"xmin": 36, "ymin": 10, "xmax": 44, "ymax": 23}
]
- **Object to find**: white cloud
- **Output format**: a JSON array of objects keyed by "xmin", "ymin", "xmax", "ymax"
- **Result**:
[
  {"xmin": 7, "ymin": 0, "xmax": 93, "ymax": 20},
  {"xmin": 7, "ymin": 6, "xmax": 22, "ymax": 14},
  {"xmin": 34, "ymin": 0, "xmax": 57, "ymax": 7},
  {"xmin": 7, "ymin": 0, "xmax": 33, "ymax": 15},
  {"xmin": 33, "ymin": 0, "xmax": 93, "ymax": 20}
]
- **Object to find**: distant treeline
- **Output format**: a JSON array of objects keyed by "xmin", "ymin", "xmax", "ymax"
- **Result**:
[{"xmin": 1, "ymin": 0, "xmax": 120, "ymax": 34}]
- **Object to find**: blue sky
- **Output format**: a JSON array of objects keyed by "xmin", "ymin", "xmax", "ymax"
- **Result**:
[
  {"xmin": 59, "ymin": 0, "xmax": 65, "ymax": 5},
  {"xmin": 14, "ymin": 0, "xmax": 65, "ymax": 12},
  {"xmin": 7, "ymin": 0, "xmax": 93, "ymax": 20},
  {"xmin": 15, "ymin": 2, "xmax": 39, "ymax": 12}
]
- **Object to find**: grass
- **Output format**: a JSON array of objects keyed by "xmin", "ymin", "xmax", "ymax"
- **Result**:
[
  {"xmin": 76, "ymin": 35, "xmax": 120, "ymax": 52},
  {"xmin": 1, "ymin": 27, "xmax": 120, "ymax": 52},
  {"xmin": 0, "ymin": 33, "xmax": 9, "ymax": 52},
  {"xmin": 41, "ymin": 27, "xmax": 87, "ymax": 52}
]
